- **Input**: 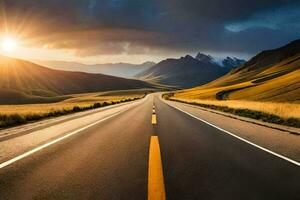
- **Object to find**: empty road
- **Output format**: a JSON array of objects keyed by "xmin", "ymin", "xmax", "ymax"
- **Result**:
[{"xmin": 0, "ymin": 94, "xmax": 299, "ymax": 200}]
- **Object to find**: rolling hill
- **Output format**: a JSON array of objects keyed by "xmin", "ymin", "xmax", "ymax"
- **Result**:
[
  {"xmin": 0, "ymin": 55, "xmax": 154, "ymax": 104},
  {"xmin": 174, "ymin": 39, "xmax": 300, "ymax": 102},
  {"xmin": 135, "ymin": 55, "xmax": 242, "ymax": 88},
  {"xmin": 33, "ymin": 60, "xmax": 155, "ymax": 78}
]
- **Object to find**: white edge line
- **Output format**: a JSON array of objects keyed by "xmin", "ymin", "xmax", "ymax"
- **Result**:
[
  {"xmin": 168, "ymin": 103, "xmax": 300, "ymax": 167},
  {"xmin": 0, "ymin": 108, "xmax": 129, "ymax": 169}
]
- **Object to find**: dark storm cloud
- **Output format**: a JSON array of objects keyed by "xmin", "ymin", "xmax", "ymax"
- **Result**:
[{"xmin": 1, "ymin": 0, "xmax": 300, "ymax": 57}]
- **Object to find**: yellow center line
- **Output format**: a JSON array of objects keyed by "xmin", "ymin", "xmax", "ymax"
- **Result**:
[
  {"xmin": 152, "ymin": 114, "xmax": 157, "ymax": 124},
  {"xmin": 148, "ymin": 136, "xmax": 166, "ymax": 200}
]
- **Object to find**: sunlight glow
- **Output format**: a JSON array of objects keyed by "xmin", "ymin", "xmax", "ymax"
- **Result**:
[{"xmin": 1, "ymin": 37, "xmax": 17, "ymax": 52}]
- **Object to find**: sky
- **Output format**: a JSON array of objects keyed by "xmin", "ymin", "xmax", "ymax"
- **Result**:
[{"xmin": 0, "ymin": 0, "xmax": 299, "ymax": 64}]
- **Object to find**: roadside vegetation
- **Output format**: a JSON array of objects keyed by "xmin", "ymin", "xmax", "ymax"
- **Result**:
[
  {"xmin": 0, "ymin": 94, "xmax": 145, "ymax": 129},
  {"xmin": 163, "ymin": 93, "xmax": 300, "ymax": 128}
]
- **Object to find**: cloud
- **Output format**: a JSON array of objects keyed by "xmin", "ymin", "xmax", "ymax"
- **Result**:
[
  {"xmin": 32, "ymin": 28, "xmax": 179, "ymax": 57},
  {"xmin": 225, "ymin": 4, "xmax": 300, "ymax": 33},
  {"xmin": 0, "ymin": 0, "xmax": 299, "ymax": 58}
]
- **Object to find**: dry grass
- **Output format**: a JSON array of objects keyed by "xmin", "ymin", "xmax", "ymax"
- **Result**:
[
  {"xmin": 174, "ymin": 82, "xmax": 251, "ymax": 100},
  {"xmin": 0, "ymin": 92, "xmax": 144, "ymax": 116},
  {"xmin": 0, "ymin": 103, "xmax": 93, "ymax": 115},
  {"xmin": 0, "ymin": 91, "xmax": 146, "ymax": 128},
  {"xmin": 171, "ymin": 97, "xmax": 300, "ymax": 119}
]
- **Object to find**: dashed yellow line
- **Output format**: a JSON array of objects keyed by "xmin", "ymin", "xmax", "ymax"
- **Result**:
[
  {"xmin": 152, "ymin": 114, "xmax": 157, "ymax": 124},
  {"xmin": 152, "ymin": 105, "xmax": 157, "ymax": 124},
  {"xmin": 148, "ymin": 136, "xmax": 166, "ymax": 200}
]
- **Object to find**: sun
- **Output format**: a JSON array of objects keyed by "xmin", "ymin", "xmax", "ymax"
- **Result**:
[{"xmin": 1, "ymin": 37, "xmax": 18, "ymax": 52}]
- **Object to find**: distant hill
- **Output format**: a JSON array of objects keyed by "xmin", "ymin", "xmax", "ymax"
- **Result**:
[
  {"xmin": 232, "ymin": 39, "xmax": 300, "ymax": 74},
  {"xmin": 136, "ymin": 54, "xmax": 244, "ymax": 88},
  {"xmin": 0, "ymin": 56, "xmax": 154, "ymax": 104},
  {"xmin": 33, "ymin": 60, "xmax": 155, "ymax": 78},
  {"xmin": 174, "ymin": 39, "xmax": 300, "ymax": 102}
]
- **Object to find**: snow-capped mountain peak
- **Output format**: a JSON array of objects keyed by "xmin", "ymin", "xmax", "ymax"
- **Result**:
[
  {"xmin": 195, "ymin": 52, "xmax": 246, "ymax": 69},
  {"xmin": 222, "ymin": 57, "xmax": 246, "ymax": 69},
  {"xmin": 195, "ymin": 53, "xmax": 214, "ymax": 63}
]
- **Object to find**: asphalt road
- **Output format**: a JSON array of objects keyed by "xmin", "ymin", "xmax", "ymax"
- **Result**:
[{"xmin": 0, "ymin": 94, "xmax": 299, "ymax": 200}]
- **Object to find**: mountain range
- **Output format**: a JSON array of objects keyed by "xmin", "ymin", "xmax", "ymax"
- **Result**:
[
  {"xmin": 33, "ymin": 60, "xmax": 155, "ymax": 78},
  {"xmin": 136, "ymin": 54, "xmax": 245, "ymax": 88},
  {"xmin": 174, "ymin": 39, "xmax": 300, "ymax": 102},
  {"xmin": 34, "ymin": 53, "xmax": 246, "ymax": 89}
]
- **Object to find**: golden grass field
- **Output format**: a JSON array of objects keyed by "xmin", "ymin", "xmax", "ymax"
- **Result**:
[
  {"xmin": 170, "ymin": 97, "xmax": 300, "ymax": 119},
  {"xmin": 0, "ymin": 90, "xmax": 146, "ymax": 116}
]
